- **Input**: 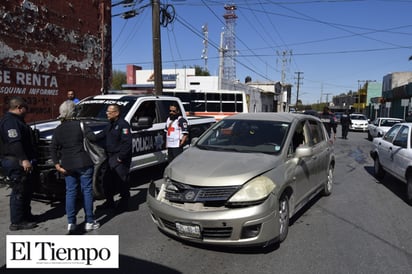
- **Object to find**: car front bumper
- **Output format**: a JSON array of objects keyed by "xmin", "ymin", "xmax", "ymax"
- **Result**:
[
  {"xmin": 147, "ymin": 180, "xmax": 280, "ymax": 247},
  {"xmin": 350, "ymin": 124, "xmax": 368, "ymax": 131}
]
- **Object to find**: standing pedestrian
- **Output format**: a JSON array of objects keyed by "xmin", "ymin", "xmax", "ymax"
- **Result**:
[
  {"xmin": 0, "ymin": 97, "xmax": 38, "ymax": 231},
  {"xmin": 97, "ymin": 104, "xmax": 132, "ymax": 212},
  {"xmin": 67, "ymin": 90, "xmax": 80, "ymax": 104},
  {"xmin": 340, "ymin": 110, "xmax": 351, "ymax": 139},
  {"xmin": 165, "ymin": 103, "xmax": 188, "ymax": 162},
  {"xmin": 319, "ymin": 106, "xmax": 337, "ymax": 139},
  {"xmin": 50, "ymin": 100, "xmax": 99, "ymax": 233}
]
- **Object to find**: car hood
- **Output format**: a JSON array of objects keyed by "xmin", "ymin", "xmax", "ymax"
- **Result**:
[
  {"xmin": 352, "ymin": 120, "xmax": 368, "ymax": 124},
  {"xmin": 30, "ymin": 119, "xmax": 108, "ymax": 140},
  {"xmin": 166, "ymin": 147, "xmax": 279, "ymax": 187}
]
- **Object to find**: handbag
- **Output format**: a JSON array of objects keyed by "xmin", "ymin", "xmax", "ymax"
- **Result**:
[{"xmin": 80, "ymin": 121, "xmax": 106, "ymax": 165}]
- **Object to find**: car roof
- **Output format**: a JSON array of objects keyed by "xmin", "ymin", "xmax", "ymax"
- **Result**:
[
  {"xmin": 225, "ymin": 112, "xmax": 319, "ymax": 123},
  {"xmin": 377, "ymin": 117, "xmax": 403, "ymax": 120}
]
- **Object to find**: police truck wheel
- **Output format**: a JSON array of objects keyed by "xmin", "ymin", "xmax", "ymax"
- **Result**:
[{"xmin": 93, "ymin": 160, "xmax": 107, "ymax": 200}]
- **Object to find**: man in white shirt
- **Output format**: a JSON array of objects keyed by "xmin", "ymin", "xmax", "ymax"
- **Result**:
[{"xmin": 164, "ymin": 104, "xmax": 188, "ymax": 162}]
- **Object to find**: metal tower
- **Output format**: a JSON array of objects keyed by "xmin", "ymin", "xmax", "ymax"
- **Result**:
[
  {"xmin": 222, "ymin": 4, "xmax": 237, "ymax": 82},
  {"xmin": 201, "ymin": 24, "xmax": 208, "ymax": 71}
]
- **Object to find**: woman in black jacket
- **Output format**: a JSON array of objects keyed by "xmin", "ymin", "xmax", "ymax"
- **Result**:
[{"xmin": 51, "ymin": 100, "xmax": 99, "ymax": 233}]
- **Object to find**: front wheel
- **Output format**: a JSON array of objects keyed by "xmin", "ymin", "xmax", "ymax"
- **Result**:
[
  {"xmin": 373, "ymin": 156, "xmax": 385, "ymax": 180},
  {"xmin": 278, "ymin": 195, "xmax": 290, "ymax": 243},
  {"xmin": 323, "ymin": 165, "xmax": 333, "ymax": 196}
]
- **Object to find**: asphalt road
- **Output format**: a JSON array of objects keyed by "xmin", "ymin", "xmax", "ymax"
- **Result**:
[{"xmin": 1, "ymin": 126, "xmax": 412, "ymax": 273}]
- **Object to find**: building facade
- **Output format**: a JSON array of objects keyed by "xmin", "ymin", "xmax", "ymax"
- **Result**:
[{"xmin": 0, "ymin": 0, "xmax": 112, "ymax": 122}]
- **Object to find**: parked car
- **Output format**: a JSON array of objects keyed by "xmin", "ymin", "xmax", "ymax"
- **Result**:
[
  {"xmin": 368, "ymin": 117, "xmax": 404, "ymax": 141},
  {"xmin": 349, "ymin": 113, "xmax": 369, "ymax": 131},
  {"xmin": 302, "ymin": 109, "xmax": 320, "ymax": 117},
  {"xmin": 334, "ymin": 112, "xmax": 344, "ymax": 124},
  {"xmin": 147, "ymin": 113, "xmax": 335, "ymax": 248},
  {"xmin": 370, "ymin": 123, "xmax": 412, "ymax": 204}
]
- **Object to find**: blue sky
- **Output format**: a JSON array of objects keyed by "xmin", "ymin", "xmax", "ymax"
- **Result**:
[{"xmin": 111, "ymin": 0, "xmax": 412, "ymax": 104}]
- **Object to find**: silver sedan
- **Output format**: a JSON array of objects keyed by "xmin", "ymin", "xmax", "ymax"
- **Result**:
[{"xmin": 147, "ymin": 113, "xmax": 335, "ymax": 248}]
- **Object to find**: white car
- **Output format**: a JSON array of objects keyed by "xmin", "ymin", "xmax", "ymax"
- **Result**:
[
  {"xmin": 349, "ymin": 113, "xmax": 369, "ymax": 131},
  {"xmin": 370, "ymin": 123, "xmax": 412, "ymax": 204},
  {"xmin": 368, "ymin": 117, "xmax": 404, "ymax": 140}
]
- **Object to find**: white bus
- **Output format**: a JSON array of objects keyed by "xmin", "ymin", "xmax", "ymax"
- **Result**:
[{"xmin": 163, "ymin": 89, "xmax": 269, "ymax": 120}]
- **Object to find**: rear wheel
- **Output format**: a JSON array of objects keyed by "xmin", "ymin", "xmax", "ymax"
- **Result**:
[
  {"xmin": 373, "ymin": 156, "xmax": 385, "ymax": 180},
  {"xmin": 406, "ymin": 174, "xmax": 412, "ymax": 205},
  {"xmin": 368, "ymin": 132, "xmax": 372, "ymax": 141},
  {"xmin": 278, "ymin": 195, "xmax": 290, "ymax": 243}
]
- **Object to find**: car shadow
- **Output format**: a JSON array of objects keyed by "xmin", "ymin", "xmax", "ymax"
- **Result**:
[
  {"xmin": 0, "ymin": 254, "xmax": 181, "ymax": 273},
  {"xmin": 156, "ymin": 231, "xmax": 281, "ymax": 254},
  {"xmin": 364, "ymin": 166, "xmax": 410, "ymax": 205}
]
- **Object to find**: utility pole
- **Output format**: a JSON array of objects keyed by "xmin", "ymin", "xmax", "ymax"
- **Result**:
[
  {"xmin": 324, "ymin": 93, "xmax": 332, "ymax": 104},
  {"xmin": 277, "ymin": 50, "xmax": 292, "ymax": 112},
  {"xmin": 295, "ymin": 71, "xmax": 303, "ymax": 109},
  {"xmin": 152, "ymin": 0, "xmax": 163, "ymax": 95}
]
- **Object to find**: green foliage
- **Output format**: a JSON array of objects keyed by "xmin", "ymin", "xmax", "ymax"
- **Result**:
[
  {"xmin": 111, "ymin": 70, "xmax": 126, "ymax": 90},
  {"xmin": 194, "ymin": 65, "xmax": 210, "ymax": 76}
]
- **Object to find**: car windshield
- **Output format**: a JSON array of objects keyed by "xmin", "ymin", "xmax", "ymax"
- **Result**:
[
  {"xmin": 350, "ymin": 115, "xmax": 367, "ymax": 120},
  {"xmin": 381, "ymin": 119, "xmax": 402, "ymax": 127},
  {"xmin": 196, "ymin": 119, "xmax": 290, "ymax": 154},
  {"xmin": 75, "ymin": 98, "xmax": 135, "ymax": 119}
]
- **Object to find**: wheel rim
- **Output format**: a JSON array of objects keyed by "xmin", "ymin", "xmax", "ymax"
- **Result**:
[
  {"xmin": 279, "ymin": 198, "xmax": 289, "ymax": 236},
  {"xmin": 326, "ymin": 167, "xmax": 333, "ymax": 192}
]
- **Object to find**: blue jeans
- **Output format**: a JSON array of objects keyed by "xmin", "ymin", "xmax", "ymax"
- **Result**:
[{"xmin": 65, "ymin": 166, "xmax": 94, "ymax": 224}]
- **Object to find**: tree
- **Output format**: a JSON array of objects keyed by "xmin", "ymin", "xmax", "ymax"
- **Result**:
[
  {"xmin": 194, "ymin": 65, "xmax": 210, "ymax": 76},
  {"xmin": 111, "ymin": 69, "xmax": 126, "ymax": 90}
]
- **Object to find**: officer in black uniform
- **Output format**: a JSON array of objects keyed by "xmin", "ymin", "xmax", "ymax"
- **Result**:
[
  {"xmin": 0, "ymin": 97, "xmax": 38, "ymax": 230},
  {"xmin": 97, "ymin": 104, "xmax": 132, "ymax": 212},
  {"xmin": 340, "ymin": 110, "xmax": 351, "ymax": 139},
  {"xmin": 319, "ymin": 106, "xmax": 337, "ymax": 139}
]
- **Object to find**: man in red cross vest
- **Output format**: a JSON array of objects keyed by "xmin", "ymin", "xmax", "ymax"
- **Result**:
[{"xmin": 164, "ymin": 103, "xmax": 188, "ymax": 162}]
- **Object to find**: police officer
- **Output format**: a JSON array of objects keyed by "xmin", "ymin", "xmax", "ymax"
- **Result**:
[
  {"xmin": 319, "ymin": 106, "xmax": 337, "ymax": 139},
  {"xmin": 165, "ymin": 103, "xmax": 188, "ymax": 162},
  {"xmin": 97, "ymin": 104, "xmax": 132, "ymax": 212},
  {"xmin": 0, "ymin": 97, "xmax": 38, "ymax": 230},
  {"xmin": 340, "ymin": 110, "xmax": 351, "ymax": 139}
]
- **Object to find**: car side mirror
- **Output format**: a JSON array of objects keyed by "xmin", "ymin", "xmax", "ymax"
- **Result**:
[
  {"xmin": 295, "ymin": 146, "xmax": 313, "ymax": 158},
  {"xmin": 131, "ymin": 116, "xmax": 153, "ymax": 131}
]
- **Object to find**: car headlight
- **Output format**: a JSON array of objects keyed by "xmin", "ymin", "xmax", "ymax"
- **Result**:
[{"xmin": 228, "ymin": 176, "xmax": 276, "ymax": 204}]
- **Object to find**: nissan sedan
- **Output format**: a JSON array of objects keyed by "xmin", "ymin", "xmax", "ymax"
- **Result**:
[{"xmin": 147, "ymin": 113, "xmax": 335, "ymax": 248}]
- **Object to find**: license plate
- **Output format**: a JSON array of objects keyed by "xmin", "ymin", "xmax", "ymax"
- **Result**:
[{"xmin": 175, "ymin": 222, "xmax": 201, "ymax": 238}]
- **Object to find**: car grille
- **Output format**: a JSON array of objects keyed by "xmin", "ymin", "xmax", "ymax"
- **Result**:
[
  {"xmin": 165, "ymin": 182, "xmax": 240, "ymax": 204},
  {"xmin": 160, "ymin": 218, "xmax": 233, "ymax": 239}
]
